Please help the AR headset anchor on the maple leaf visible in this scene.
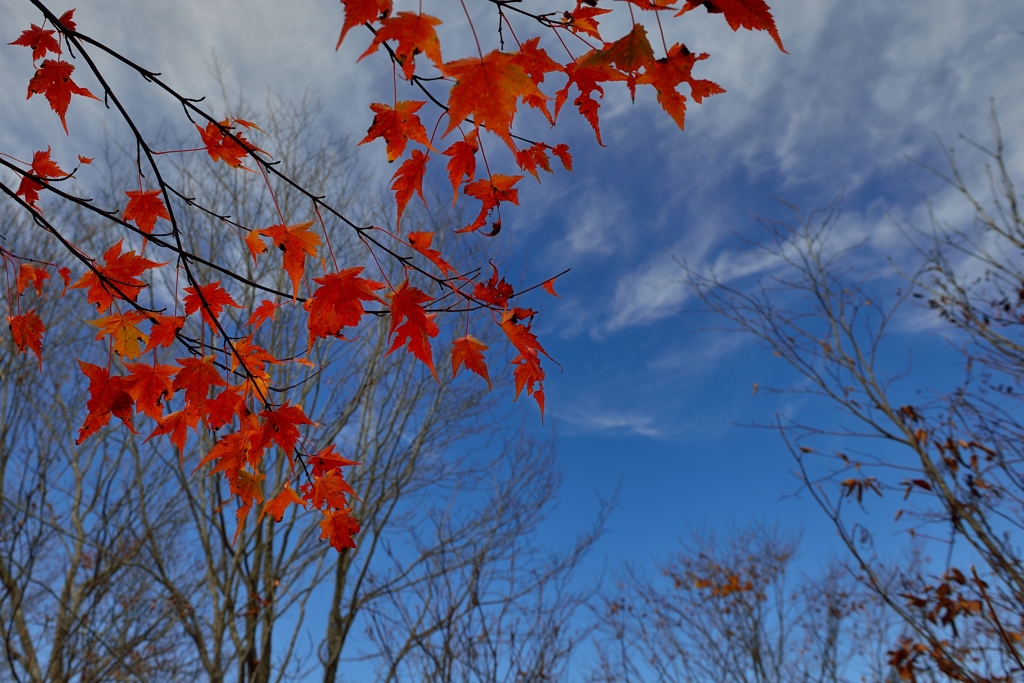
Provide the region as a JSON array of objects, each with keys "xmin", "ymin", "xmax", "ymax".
[
  {"xmin": 597, "ymin": 23, "xmax": 656, "ymax": 99},
  {"xmin": 459, "ymin": 174, "xmax": 523, "ymax": 234},
  {"xmin": 26, "ymin": 59, "xmax": 98, "ymax": 134},
  {"xmin": 246, "ymin": 299, "xmax": 281, "ymax": 330},
  {"xmin": 196, "ymin": 119, "xmax": 264, "ymax": 169},
  {"xmin": 308, "ymin": 470, "xmax": 357, "ymax": 509},
  {"xmin": 89, "ymin": 310, "xmax": 149, "ymax": 359},
  {"xmin": 258, "ymin": 402, "xmax": 315, "ymax": 460},
  {"xmin": 359, "ymin": 12, "xmax": 443, "ymax": 80},
  {"xmin": 77, "ymin": 361, "xmax": 136, "ymax": 444},
  {"xmin": 308, "ymin": 444, "xmax": 359, "ymax": 479},
  {"xmin": 146, "ymin": 406, "xmax": 201, "ymax": 454},
  {"xmin": 8, "ymin": 310, "xmax": 45, "ymax": 369},
  {"xmin": 319, "ymin": 507, "xmax": 360, "ymax": 551},
  {"xmin": 206, "ymin": 385, "xmax": 247, "ymax": 430},
  {"xmin": 56, "ymin": 9, "xmax": 77, "ymax": 32},
  {"xmin": 183, "ymin": 281, "xmax": 242, "ymax": 331},
  {"xmin": 390, "ymin": 148, "xmax": 428, "ymax": 227},
  {"xmin": 77, "ymin": 155, "xmax": 92, "ymax": 165},
  {"xmin": 173, "ymin": 355, "xmax": 227, "ymax": 407},
  {"xmin": 259, "ymin": 484, "xmax": 305, "ymax": 524},
  {"xmin": 678, "ymin": 0, "xmax": 785, "ymax": 52},
  {"xmin": 441, "ymin": 129, "xmax": 477, "ymax": 204},
  {"xmin": 499, "ymin": 310, "xmax": 552, "ymax": 419},
  {"xmin": 443, "ymin": 50, "xmax": 544, "ymax": 150},
  {"xmin": 516, "ymin": 142, "xmax": 555, "ymax": 182},
  {"xmin": 306, "ymin": 267, "xmax": 385, "ymax": 343},
  {"xmin": 144, "ymin": 314, "xmax": 185, "ymax": 352},
  {"xmin": 512, "ymin": 38, "xmax": 563, "ymax": 123},
  {"xmin": 359, "ymin": 101, "xmax": 434, "ymax": 162},
  {"xmin": 244, "ymin": 228, "xmax": 268, "ymax": 265},
  {"xmin": 542, "ymin": 277, "xmax": 561, "ymax": 297},
  {"xmin": 637, "ymin": 44, "xmax": 723, "ymax": 129},
  {"xmin": 230, "ymin": 335, "xmax": 279, "ymax": 399},
  {"xmin": 386, "ymin": 280, "xmax": 439, "ymax": 377},
  {"xmin": 16, "ymin": 147, "xmax": 66, "ymax": 205},
  {"xmin": 551, "ymin": 143, "xmax": 573, "ymax": 172},
  {"xmin": 452, "ymin": 335, "xmax": 490, "ymax": 389},
  {"xmin": 232, "ymin": 468, "xmax": 267, "ymax": 543},
  {"xmin": 70, "ymin": 239, "xmax": 162, "ymax": 313},
  {"xmin": 123, "ymin": 189, "xmax": 170, "ymax": 234},
  {"xmin": 562, "ymin": 3, "xmax": 613, "ymax": 41},
  {"xmin": 57, "ymin": 266, "xmax": 71, "ymax": 295},
  {"xmin": 124, "ymin": 361, "xmax": 177, "ymax": 420},
  {"xmin": 262, "ymin": 220, "xmax": 321, "ymax": 298},
  {"xmin": 17, "ymin": 263, "xmax": 50, "ymax": 297},
  {"xmin": 555, "ymin": 50, "xmax": 626, "ymax": 146},
  {"xmin": 9, "ymin": 23, "xmax": 61, "ymax": 62},
  {"xmin": 337, "ymin": 0, "xmax": 393, "ymax": 48},
  {"xmin": 408, "ymin": 231, "xmax": 455, "ymax": 276},
  {"xmin": 473, "ymin": 263, "xmax": 514, "ymax": 308}
]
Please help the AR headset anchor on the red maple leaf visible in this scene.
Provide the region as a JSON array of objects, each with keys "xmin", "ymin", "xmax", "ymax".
[
  {"xmin": 459, "ymin": 174, "xmax": 523, "ymax": 234},
  {"xmin": 443, "ymin": 50, "xmax": 544, "ymax": 149},
  {"xmin": 172, "ymin": 355, "xmax": 227, "ymax": 408},
  {"xmin": 386, "ymin": 280, "xmax": 439, "ymax": 376},
  {"xmin": 7, "ymin": 310, "xmax": 45, "ymax": 369},
  {"xmin": 55, "ymin": 9, "xmax": 77, "ymax": 32},
  {"xmin": 245, "ymin": 228, "xmax": 268, "ymax": 264},
  {"xmin": 390, "ymin": 148, "xmax": 429, "ymax": 226},
  {"xmin": 258, "ymin": 402, "xmax": 315, "ymax": 458},
  {"xmin": 337, "ymin": 0, "xmax": 393, "ymax": 48},
  {"xmin": 70, "ymin": 239, "xmax": 163, "ymax": 313},
  {"xmin": 319, "ymin": 507, "xmax": 360, "ymax": 550},
  {"xmin": 306, "ymin": 267, "xmax": 385, "ymax": 343},
  {"xmin": 145, "ymin": 405, "xmax": 200, "ymax": 454},
  {"xmin": 26, "ymin": 59, "xmax": 99, "ymax": 134},
  {"xmin": 9, "ymin": 23, "xmax": 61, "ymax": 62},
  {"xmin": 17, "ymin": 263, "xmax": 51, "ymax": 297},
  {"xmin": 16, "ymin": 147, "xmax": 67, "ymax": 205},
  {"xmin": 562, "ymin": 4, "xmax": 612, "ymax": 41},
  {"xmin": 183, "ymin": 281, "xmax": 242, "ymax": 331},
  {"xmin": 599, "ymin": 23, "xmax": 656, "ymax": 99},
  {"xmin": 123, "ymin": 189, "xmax": 171, "ymax": 234},
  {"xmin": 499, "ymin": 310, "xmax": 551, "ymax": 419},
  {"xmin": 473, "ymin": 263, "xmax": 514, "ymax": 308},
  {"xmin": 678, "ymin": 0, "xmax": 785, "ymax": 52},
  {"xmin": 77, "ymin": 360, "xmax": 137, "ymax": 444},
  {"xmin": 408, "ymin": 231, "xmax": 455, "ymax": 277},
  {"xmin": 555, "ymin": 50, "xmax": 626, "ymax": 146},
  {"xmin": 441, "ymin": 129, "xmax": 477, "ymax": 204},
  {"xmin": 124, "ymin": 361, "xmax": 177, "ymax": 420},
  {"xmin": 246, "ymin": 299, "xmax": 281, "ymax": 330},
  {"xmin": 262, "ymin": 220, "xmax": 322, "ymax": 298},
  {"xmin": 308, "ymin": 470, "xmax": 357, "ymax": 509},
  {"xmin": 359, "ymin": 12, "xmax": 443, "ymax": 80},
  {"xmin": 205, "ymin": 384, "xmax": 247, "ymax": 430},
  {"xmin": 452, "ymin": 335, "xmax": 490, "ymax": 389},
  {"xmin": 196, "ymin": 119, "xmax": 265, "ymax": 169},
  {"xmin": 308, "ymin": 444, "xmax": 359, "ymax": 479},
  {"xmin": 359, "ymin": 100, "xmax": 434, "ymax": 162},
  {"xmin": 512, "ymin": 37, "xmax": 564, "ymax": 123}
]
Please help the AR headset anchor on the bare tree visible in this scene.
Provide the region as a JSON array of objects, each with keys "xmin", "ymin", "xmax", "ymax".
[{"xmin": 686, "ymin": 109, "xmax": 1024, "ymax": 682}]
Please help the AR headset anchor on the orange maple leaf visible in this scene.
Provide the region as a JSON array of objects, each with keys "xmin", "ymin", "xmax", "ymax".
[
  {"xmin": 17, "ymin": 263, "xmax": 50, "ymax": 296},
  {"xmin": 89, "ymin": 310, "xmax": 149, "ymax": 358},
  {"xmin": 563, "ymin": 3, "xmax": 613, "ymax": 40},
  {"xmin": 443, "ymin": 50, "xmax": 544, "ymax": 150},
  {"xmin": 246, "ymin": 299, "xmax": 281, "ymax": 330},
  {"xmin": 390, "ymin": 148, "xmax": 428, "ymax": 227},
  {"xmin": 146, "ymin": 404, "xmax": 201, "ymax": 453},
  {"xmin": 183, "ymin": 281, "xmax": 242, "ymax": 331},
  {"xmin": 359, "ymin": 12, "xmax": 443, "ymax": 80},
  {"xmin": 124, "ymin": 361, "xmax": 177, "ymax": 420},
  {"xmin": 359, "ymin": 100, "xmax": 434, "ymax": 162},
  {"xmin": 499, "ymin": 309, "xmax": 551, "ymax": 419},
  {"xmin": 408, "ymin": 231, "xmax": 455, "ymax": 276},
  {"xmin": 473, "ymin": 263, "xmax": 514, "ymax": 308},
  {"xmin": 336, "ymin": 0, "xmax": 393, "ymax": 48},
  {"xmin": 637, "ymin": 44, "xmax": 724, "ymax": 129},
  {"xmin": 26, "ymin": 59, "xmax": 98, "ymax": 134},
  {"xmin": 555, "ymin": 50, "xmax": 626, "ymax": 146},
  {"xmin": 516, "ymin": 142, "xmax": 555, "ymax": 182},
  {"xmin": 196, "ymin": 119, "xmax": 265, "ymax": 169},
  {"xmin": 77, "ymin": 361, "xmax": 136, "ymax": 444},
  {"xmin": 70, "ymin": 239, "xmax": 163, "ymax": 313},
  {"xmin": 144, "ymin": 314, "xmax": 185, "ymax": 352},
  {"xmin": 16, "ymin": 147, "xmax": 66, "ymax": 205},
  {"xmin": 386, "ymin": 280, "xmax": 439, "ymax": 377},
  {"xmin": 441, "ymin": 129, "xmax": 477, "ymax": 204},
  {"xmin": 678, "ymin": 0, "xmax": 785, "ymax": 52},
  {"xmin": 258, "ymin": 402, "xmax": 315, "ymax": 458},
  {"xmin": 459, "ymin": 174, "xmax": 523, "ymax": 234},
  {"xmin": 305, "ymin": 267, "xmax": 385, "ymax": 343},
  {"xmin": 597, "ymin": 23, "xmax": 656, "ymax": 99},
  {"xmin": 319, "ymin": 507, "xmax": 360, "ymax": 550},
  {"xmin": 452, "ymin": 335, "xmax": 490, "ymax": 389},
  {"xmin": 7, "ymin": 310, "xmax": 45, "ymax": 369},
  {"xmin": 9, "ymin": 23, "xmax": 61, "ymax": 62},
  {"xmin": 309, "ymin": 470, "xmax": 357, "ymax": 509},
  {"xmin": 259, "ymin": 484, "xmax": 306, "ymax": 524},
  {"xmin": 245, "ymin": 228, "xmax": 268, "ymax": 264},
  {"xmin": 123, "ymin": 189, "xmax": 170, "ymax": 234},
  {"xmin": 172, "ymin": 355, "xmax": 227, "ymax": 408},
  {"xmin": 262, "ymin": 220, "xmax": 321, "ymax": 298}
]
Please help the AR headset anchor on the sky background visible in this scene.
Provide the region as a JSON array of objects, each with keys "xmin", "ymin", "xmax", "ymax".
[{"xmin": 3, "ymin": 0, "xmax": 1024, "ymax": 673}]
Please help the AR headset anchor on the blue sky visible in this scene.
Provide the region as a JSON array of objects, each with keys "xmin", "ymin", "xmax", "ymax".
[{"xmin": 3, "ymin": 0, "xmax": 1024, "ymax": 668}]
